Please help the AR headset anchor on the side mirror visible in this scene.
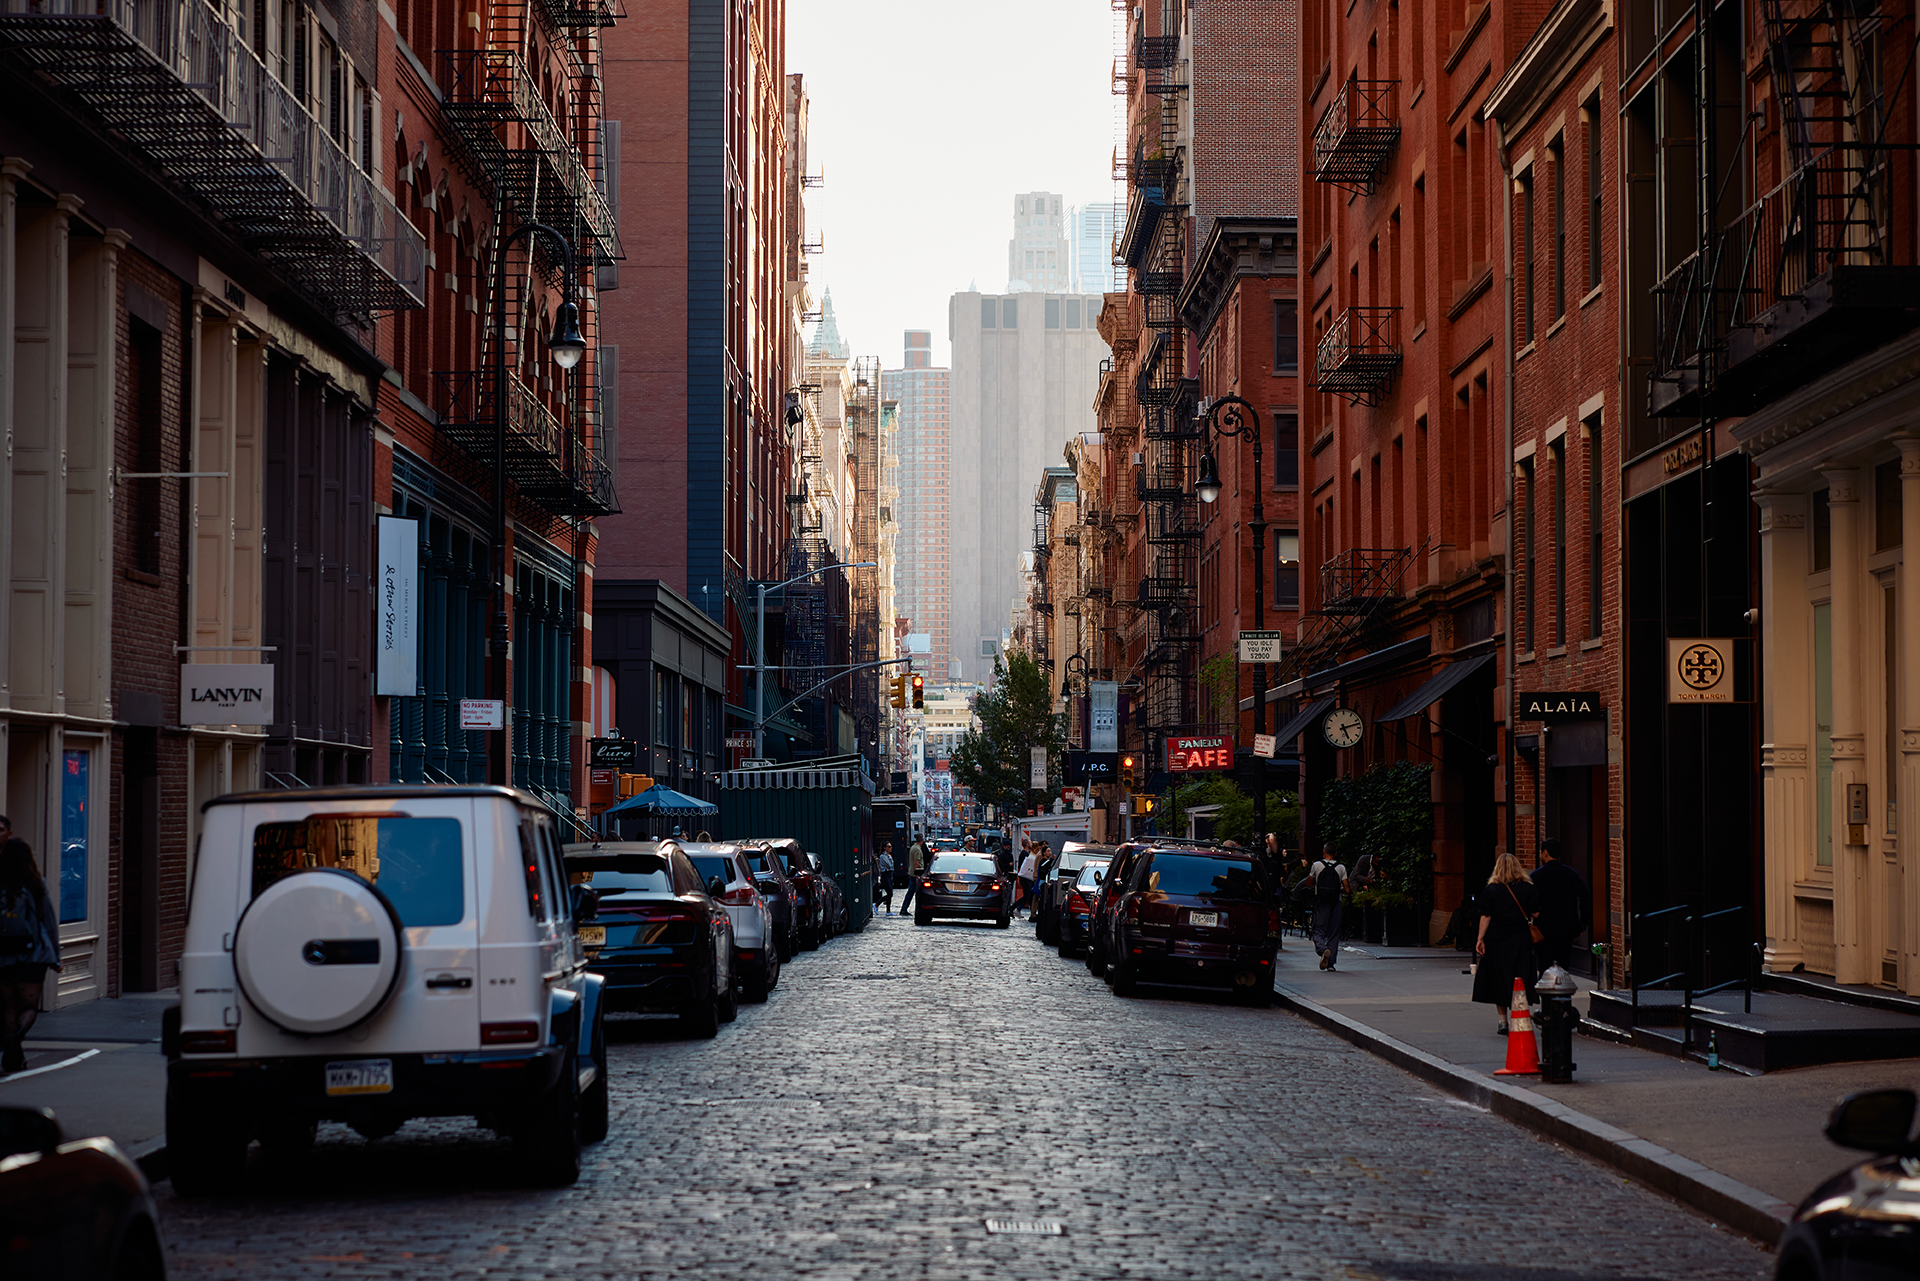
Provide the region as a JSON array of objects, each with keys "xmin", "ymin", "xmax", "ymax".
[
  {"xmin": 0, "ymin": 1106, "xmax": 63, "ymax": 1161},
  {"xmin": 706, "ymin": 876, "xmax": 729, "ymax": 899},
  {"xmin": 1827, "ymin": 1089, "xmax": 1918, "ymax": 1154},
  {"xmin": 568, "ymin": 883, "xmax": 600, "ymax": 923}
]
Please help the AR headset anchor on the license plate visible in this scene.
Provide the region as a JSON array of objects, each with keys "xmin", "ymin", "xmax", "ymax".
[
  {"xmin": 578, "ymin": 925, "xmax": 606, "ymax": 946},
  {"xmin": 1188, "ymin": 911, "xmax": 1221, "ymax": 928},
  {"xmin": 325, "ymin": 1059, "xmax": 394, "ymax": 1096}
]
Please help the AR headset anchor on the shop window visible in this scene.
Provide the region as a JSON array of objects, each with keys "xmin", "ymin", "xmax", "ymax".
[
  {"xmin": 1875, "ymin": 460, "xmax": 1903, "ymax": 551},
  {"xmin": 1815, "ymin": 602, "xmax": 1834, "ymax": 867},
  {"xmin": 60, "ymin": 750, "xmax": 89, "ymax": 924}
]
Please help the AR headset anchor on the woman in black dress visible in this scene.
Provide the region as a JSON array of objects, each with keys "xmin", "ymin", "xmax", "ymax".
[{"xmin": 1472, "ymin": 852, "xmax": 1540, "ymax": 1034}]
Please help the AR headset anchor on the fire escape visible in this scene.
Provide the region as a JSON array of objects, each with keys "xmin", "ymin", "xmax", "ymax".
[
  {"xmin": 1649, "ymin": 0, "xmax": 1919, "ymax": 417},
  {"xmin": 849, "ymin": 359, "xmax": 882, "ymax": 761},
  {"xmin": 0, "ymin": 0, "xmax": 426, "ymax": 318},
  {"xmin": 433, "ymin": 0, "xmax": 622, "ymax": 516},
  {"xmin": 1310, "ymin": 72, "xmax": 1404, "ymax": 406}
]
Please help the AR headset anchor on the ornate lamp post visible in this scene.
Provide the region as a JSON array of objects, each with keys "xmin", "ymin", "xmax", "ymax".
[
  {"xmin": 1194, "ymin": 395, "xmax": 1270, "ymax": 839},
  {"xmin": 490, "ymin": 221, "xmax": 585, "ymax": 786}
]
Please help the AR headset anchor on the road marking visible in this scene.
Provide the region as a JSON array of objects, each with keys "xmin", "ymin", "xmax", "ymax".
[
  {"xmin": 0, "ymin": 1048, "xmax": 100, "ymax": 1083},
  {"xmin": 984, "ymin": 1219, "xmax": 1065, "ymax": 1236}
]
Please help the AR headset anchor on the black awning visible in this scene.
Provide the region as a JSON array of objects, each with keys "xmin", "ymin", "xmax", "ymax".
[
  {"xmin": 1270, "ymin": 697, "xmax": 1336, "ymax": 745},
  {"xmin": 1377, "ymin": 653, "xmax": 1496, "ymax": 723}
]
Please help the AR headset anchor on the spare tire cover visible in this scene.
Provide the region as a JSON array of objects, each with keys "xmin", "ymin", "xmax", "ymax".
[{"xmin": 234, "ymin": 869, "xmax": 404, "ymax": 1036}]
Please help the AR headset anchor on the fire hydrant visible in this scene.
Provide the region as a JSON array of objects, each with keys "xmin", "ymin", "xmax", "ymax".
[{"xmin": 1534, "ymin": 964, "xmax": 1579, "ymax": 1083}]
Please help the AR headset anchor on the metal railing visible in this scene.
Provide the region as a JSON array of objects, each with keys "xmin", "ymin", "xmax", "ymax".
[
  {"xmin": 1314, "ymin": 306, "xmax": 1403, "ymax": 405},
  {"xmin": 1628, "ymin": 902, "xmax": 1755, "ymax": 1049},
  {"xmin": 0, "ymin": 0, "xmax": 424, "ymax": 314},
  {"xmin": 1312, "ymin": 76, "xmax": 1400, "ymax": 194}
]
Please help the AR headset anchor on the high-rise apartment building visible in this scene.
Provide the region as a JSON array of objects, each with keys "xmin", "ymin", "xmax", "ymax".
[
  {"xmin": 883, "ymin": 332, "xmax": 954, "ymax": 684},
  {"xmin": 1008, "ymin": 192, "xmax": 1071, "ymax": 292},
  {"xmin": 949, "ymin": 291, "xmax": 1109, "ymax": 680},
  {"xmin": 1069, "ymin": 203, "xmax": 1123, "ymax": 294}
]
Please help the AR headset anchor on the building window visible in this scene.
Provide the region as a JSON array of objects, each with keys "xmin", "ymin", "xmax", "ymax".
[
  {"xmin": 1046, "ymin": 298, "xmax": 1061, "ymax": 328},
  {"xmin": 1274, "ymin": 532, "xmax": 1301, "ymax": 609},
  {"xmin": 1520, "ymin": 171, "xmax": 1536, "ymax": 344},
  {"xmin": 1585, "ymin": 97, "xmax": 1602, "ymax": 294},
  {"xmin": 1586, "ymin": 413, "xmax": 1603, "ymax": 637},
  {"xmin": 1003, "ymin": 299, "xmax": 1018, "ymax": 327},
  {"xmin": 1519, "ymin": 456, "xmax": 1536, "ymax": 651},
  {"xmin": 1549, "ymin": 137, "xmax": 1566, "ymax": 321},
  {"xmin": 1815, "ymin": 601, "xmax": 1834, "ymax": 867},
  {"xmin": 981, "ymin": 298, "xmax": 997, "ymax": 328},
  {"xmin": 656, "ymin": 671, "xmax": 671, "ymax": 745},
  {"xmin": 1273, "ymin": 299, "xmax": 1298, "ymax": 373},
  {"xmin": 1274, "ymin": 412, "xmax": 1299, "ymax": 487},
  {"xmin": 1550, "ymin": 439, "xmax": 1567, "ymax": 645}
]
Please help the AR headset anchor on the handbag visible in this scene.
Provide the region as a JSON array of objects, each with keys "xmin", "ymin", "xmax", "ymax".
[{"xmin": 1507, "ymin": 883, "xmax": 1545, "ymax": 946}]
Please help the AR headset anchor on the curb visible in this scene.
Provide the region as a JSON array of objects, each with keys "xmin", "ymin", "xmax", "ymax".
[{"xmin": 1274, "ymin": 985, "xmax": 1794, "ymax": 1246}]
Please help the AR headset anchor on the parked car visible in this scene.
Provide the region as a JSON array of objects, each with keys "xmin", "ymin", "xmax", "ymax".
[
  {"xmin": 1035, "ymin": 841, "xmax": 1118, "ymax": 946},
  {"xmin": 682, "ymin": 843, "xmax": 780, "ymax": 1002},
  {"xmin": 738, "ymin": 842, "xmax": 802, "ymax": 960},
  {"xmin": 913, "ymin": 852, "xmax": 1010, "ymax": 928},
  {"xmin": 0, "ymin": 1106, "xmax": 166, "ymax": 1279},
  {"xmin": 564, "ymin": 841, "xmax": 736, "ymax": 1036},
  {"xmin": 168, "ymin": 785, "xmax": 610, "ymax": 1192},
  {"xmin": 1776, "ymin": 1088, "xmax": 1920, "ymax": 1281},
  {"xmin": 1103, "ymin": 845, "xmax": 1280, "ymax": 1004},
  {"xmin": 1086, "ymin": 842, "xmax": 1147, "ymax": 978},
  {"xmin": 1056, "ymin": 859, "xmax": 1110, "ymax": 957},
  {"xmin": 759, "ymin": 838, "xmax": 829, "ymax": 949},
  {"xmin": 815, "ymin": 849, "xmax": 849, "ymax": 937}
]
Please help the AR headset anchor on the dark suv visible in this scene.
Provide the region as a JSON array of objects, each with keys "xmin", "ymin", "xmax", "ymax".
[
  {"xmin": 1086, "ymin": 842, "xmax": 1145, "ymax": 978},
  {"xmin": 1102, "ymin": 845, "xmax": 1279, "ymax": 1004},
  {"xmin": 1036, "ymin": 841, "xmax": 1117, "ymax": 947}
]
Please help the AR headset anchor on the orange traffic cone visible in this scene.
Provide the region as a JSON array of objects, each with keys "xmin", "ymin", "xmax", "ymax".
[{"xmin": 1493, "ymin": 977, "xmax": 1541, "ymax": 1076}]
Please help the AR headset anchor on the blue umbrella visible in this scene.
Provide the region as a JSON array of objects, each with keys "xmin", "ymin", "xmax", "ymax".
[{"xmin": 602, "ymin": 784, "xmax": 718, "ymax": 817}]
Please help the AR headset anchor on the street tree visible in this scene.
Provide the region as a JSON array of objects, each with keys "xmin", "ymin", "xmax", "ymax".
[{"xmin": 949, "ymin": 651, "xmax": 1063, "ymax": 816}]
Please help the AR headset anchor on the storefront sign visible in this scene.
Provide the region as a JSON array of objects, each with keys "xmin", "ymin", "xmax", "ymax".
[
  {"xmin": 180, "ymin": 663, "xmax": 275, "ymax": 725},
  {"xmin": 1517, "ymin": 691, "xmax": 1604, "ymax": 720},
  {"xmin": 590, "ymin": 737, "xmax": 639, "ymax": 767},
  {"xmin": 1668, "ymin": 638, "xmax": 1734, "ymax": 704},
  {"xmin": 1662, "ymin": 434, "xmax": 1704, "ymax": 474},
  {"xmin": 1066, "ymin": 751, "xmax": 1117, "ymax": 783},
  {"xmin": 1166, "ymin": 735, "xmax": 1233, "ymax": 772},
  {"xmin": 374, "ymin": 516, "xmax": 419, "ymax": 697},
  {"xmin": 1089, "ymin": 681, "xmax": 1119, "ymax": 753}
]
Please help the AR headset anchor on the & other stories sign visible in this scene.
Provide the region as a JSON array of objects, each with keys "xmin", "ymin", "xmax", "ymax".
[
  {"xmin": 1166, "ymin": 735, "xmax": 1234, "ymax": 773},
  {"xmin": 180, "ymin": 663, "xmax": 275, "ymax": 725}
]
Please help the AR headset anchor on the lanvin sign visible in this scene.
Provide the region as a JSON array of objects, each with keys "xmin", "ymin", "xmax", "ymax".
[{"xmin": 180, "ymin": 664, "xmax": 275, "ymax": 725}]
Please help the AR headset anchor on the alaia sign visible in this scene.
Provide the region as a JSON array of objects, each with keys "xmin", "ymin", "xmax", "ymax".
[
  {"xmin": 1516, "ymin": 692, "xmax": 1604, "ymax": 720},
  {"xmin": 180, "ymin": 664, "xmax": 275, "ymax": 725}
]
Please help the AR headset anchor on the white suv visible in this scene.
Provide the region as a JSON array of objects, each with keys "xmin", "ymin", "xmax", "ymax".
[{"xmin": 165, "ymin": 785, "xmax": 610, "ymax": 1192}]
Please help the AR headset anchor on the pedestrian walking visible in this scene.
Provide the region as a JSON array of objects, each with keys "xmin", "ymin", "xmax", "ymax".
[
  {"xmin": 1473, "ymin": 852, "xmax": 1542, "ymax": 1034},
  {"xmin": 900, "ymin": 835, "xmax": 927, "ymax": 912},
  {"xmin": 1529, "ymin": 838, "xmax": 1591, "ymax": 971},
  {"xmin": 0, "ymin": 826, "xmax": 62, "ymax": 1074},
  {"xmin": 1015, "ymin": 842, "xmax": 1042, "ymax": 919},
  {"xmin": 875, "ymin": 842, "xmax": 896, "ymax": 914},
  {"xmin": 1307, "ymin": 846, "xmax": 1348, "ymax": 970}
]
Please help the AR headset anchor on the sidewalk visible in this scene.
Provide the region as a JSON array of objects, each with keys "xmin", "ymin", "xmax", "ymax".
[
  {"xmin": 0, "ymin": 990, "xmax": 172, "ymax": 1171},
  {"xmin": 1274, "ymin": 940, "xmax": 1919, "ymax": 1243}
]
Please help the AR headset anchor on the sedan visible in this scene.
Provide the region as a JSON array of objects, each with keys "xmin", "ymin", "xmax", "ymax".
[
  {"xmin": 1056, "ymin": 859, "xmax": 1110, "ymax": 956},
  {"xmin": 1776, "ymin": 1088, "xmax": 1920, "ymax": 1281},
  {"xmin": 0, "ymin": 1106, "xmax": 166, "ymax": 1280},
  {"xmin": 564, "ymin": 841, "xmax": 737, "ymax": 1037},
  {"xmin": 760, "ymin": 838, "xmax": 829, "ymax": 949},
  {"xmin": 684, "ymin": 844, "xmax": 780, "ymax": 1003},
  {"xmin": 1106, "ymin": 846, "xmax": 1280, "ymax": 1004},
  {"xmin": 739, "ymin": 842, "xmax": 802, "ymax": 961},
  {"xmin": 1087, "ymin": 842, "xmax": 1147, "ymax": 978},
  {"xmin": 913, "ymin": 853, "xmax": 1010, "ymax": 928},
  {"xmin": 1035, "ymin": 841, "xmax": 1118, "ymax": 946}
]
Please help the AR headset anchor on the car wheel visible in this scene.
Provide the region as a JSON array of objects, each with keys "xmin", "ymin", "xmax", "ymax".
[
  {"xmin": 800, "ymin": 924, "xmax": 819, "ymax": 951},
  {"xmin": 682, "ymin": 991, "xmax": 721, "ymax": 1039},
  {"xmin": 718, "ymin": 963, "xmax": 739, "ymax": 1023},
  {"xmin": 518, "ymin": 1055, "xmax": 581, "ymax": 1187},
  {"xmin": 110, "ymin": 1217, "xmax": 166, "ymax": 1281},
  {"xmin": 747, "ymin": 954, "xmax": 773, "ymax": 1002},
  {"xmin": 995, "ymin": 913, "xmax": 1011, "ymax": 929},
  {"xmin": 1087, "ymin": 940, "xmax": 1107, "ymax": 977},
  {"xmin": 914, "ymin": 911, "xmax": 930, "ymax": 926},
  {"xmin": 165, "ymin": 1089, "xmax": 249, "ymax": 1196},
  {"xmin": 1111, "ymin": 954, "xmax": 1138, "ymax": 997},
  {"xmin": 579, "ymin": 1009, "xmax": 610, "ymax": 1144}
]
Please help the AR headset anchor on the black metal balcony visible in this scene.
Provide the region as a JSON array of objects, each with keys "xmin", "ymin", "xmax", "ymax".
[
  {"xmin": 1650, "ymin": 146, "xmax": 1920, "ymax": 417},
  {"xmin": 433, "ymin": 370, "xmax": 617, "ymax": 517},
  {"xmin": 538, "ymin": 0, "xmax": 623, "ymax": 27},
  {"xmin": 1134, "ymin": 32, "xmax": 1179, "ymax": 70},
  {"xmin": 0, "ymin": 0, "xmax": 424, "ymax": 316},
  {"xmin": 1315, "ymin": 307, "xmax": 1403, "ymax": 406},
  {"xmin": 1317, "ymin": 548, "xmax": 1411, "ymax": 615},
  {"xmin": 1313, "ymin": 77, "xmax": 1400, "ymax": 196}
]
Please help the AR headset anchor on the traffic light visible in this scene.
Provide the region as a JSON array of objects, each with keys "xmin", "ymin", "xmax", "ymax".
[
  {"xmin": 1134, "ymin": 794, "xmax": 1157, "ymax": 816},
  {"xmin": 910, "ymin": 674, "xmax": 925, "ymax": 709},
  {"xmin": 618, "ymin": 773, "xmax": 655, "ymax": 798},
  {"xmin": 1121, "ymin": 754, "xmax": 1137, "ymax": 790},
  {"xmin": 889, "ymin": 675, "xmax": 907, "ymax": 708}
]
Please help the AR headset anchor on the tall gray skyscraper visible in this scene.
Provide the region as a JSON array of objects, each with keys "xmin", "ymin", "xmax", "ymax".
[
  {"xmin": 1069, "ymin": 202, "xmax": 1123, "ymax": 294},
  {"xmin": 947, "ymin": 290, "xmax": 1108, "ymax": 680},
  {"xmin": 883, "ymin": 332, "xmax": 953, "ymax": 685},
  {"xmin": 1007, "ymin": 191, "xmax": 1070, "ymax": 292}
]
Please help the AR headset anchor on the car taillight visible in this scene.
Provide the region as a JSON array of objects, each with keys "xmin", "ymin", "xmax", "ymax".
[
  {"xmin": 921, "ymin": 879, "xmax": 933, "ymax": 888},
  {"xmin": 180, "ymin": 1030, "xmax": 236, "ymax": 1055},
  {"xmin": 481, "ymin": 1021, "xmax": 540, "ymax": 1045},
  {"xmin": 1268, "ymin": 907, "xmax": 1281, "ymax": 933},
  {"xmin": 720, "ymin": 885, "xmax": 758, "ymax": 907},
  {"xmin": 1066, "ymin": 892, "xmax": 1088, "ymax": 912},
  {"xmin": 990, "ymin": 881, "xmax": 1003, "ymax": 891}
]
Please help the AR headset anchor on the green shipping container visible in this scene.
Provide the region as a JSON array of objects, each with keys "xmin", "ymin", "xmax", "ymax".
[{"xmin": 720, "ymin": 765, "xmax": 874, "ymax": 932}]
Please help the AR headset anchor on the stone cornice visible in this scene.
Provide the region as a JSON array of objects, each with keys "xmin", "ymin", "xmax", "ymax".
[
  {"xmin": 1485, "ymin": 0, "xmax": 1612, "ymax": 139},
  {"xmin": 1177, "ymin": 216, "xmax": 1299, "ymax": 345},
  {"xmin": 1730, "ymin": 327, "xmax": 1920, "ymax": 481}
]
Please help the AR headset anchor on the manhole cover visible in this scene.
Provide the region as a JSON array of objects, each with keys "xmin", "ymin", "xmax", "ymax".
[{"xmin": 984, "ymin": 1219, "xmax": 1065, "ymax": 1236}]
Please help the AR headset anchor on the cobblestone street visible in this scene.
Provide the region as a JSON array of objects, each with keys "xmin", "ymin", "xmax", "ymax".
[{"xmin": 158, "ymin": 919, "xmax": 1776, "ymax": 1280}]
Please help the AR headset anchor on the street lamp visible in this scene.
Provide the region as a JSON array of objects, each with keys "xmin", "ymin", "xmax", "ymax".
[
  {"xmin": 754, "ymin": 561, "xmax": 878, "ymax": 758},
  {"xmin": 1193, "ymin": 395, "xmax": 1272, "ymax": 840},
  {"xmin": 489, "ymin": 221, "xmax": 583, "ymax": 786}
]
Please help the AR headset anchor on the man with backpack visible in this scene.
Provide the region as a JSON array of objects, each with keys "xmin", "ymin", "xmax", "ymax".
[{"xmin": 1307, "ymin": 845, "xmax": 1350, "ymax": 971}]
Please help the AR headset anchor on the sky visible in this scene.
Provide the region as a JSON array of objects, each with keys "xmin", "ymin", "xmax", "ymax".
[{"xmin": 787, "ymin": 0, "xmax": 1120, "ymax": 369}]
